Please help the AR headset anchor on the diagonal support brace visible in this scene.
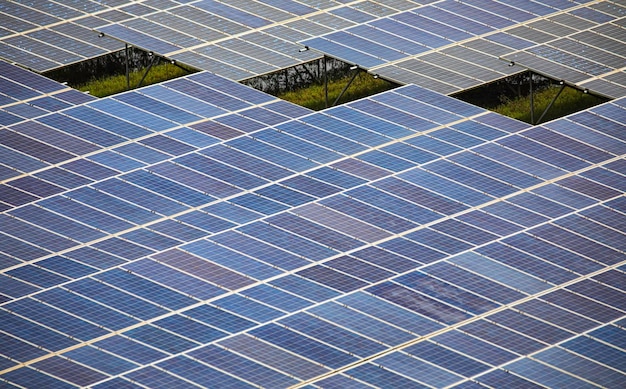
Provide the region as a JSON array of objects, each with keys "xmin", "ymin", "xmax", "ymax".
[
  {"xmin": 137, "ymin": 54, "xmax": 157, "ymax": 88},
  {"xmin": 331, "ymin": 66, "xmax": 359, "ymax": 107},
  {"xmin": 535, "ymin": 82, "xmax": 566, "ymax": 125}
]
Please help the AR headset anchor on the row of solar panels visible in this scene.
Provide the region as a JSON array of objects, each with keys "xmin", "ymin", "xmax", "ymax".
[
  {"xmin": 1, "ymin": 66, "xmax": 626, "ymax": 386},
  {"xmin": 303, "ymin": 0, "xmax": 626, "ymax": 97},
  {"xmin": 96, "ymin": 0, "xmax": 441, "ymax": 81},
  {"xmin": 0, "ymin": 68, "xmax": 312, "ymax": 208},
  {"xmin": 1, "ymin": 87, "xmax": 625, "ymax": 298},
  {"xmin": 0, "ymin": 0, "xmax": 433, "ymax": 73}
]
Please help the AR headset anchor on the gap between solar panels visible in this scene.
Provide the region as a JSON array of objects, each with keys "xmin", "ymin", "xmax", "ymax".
[{"xmin": 454, "ymin": 71, "xmax": 609, "ymax": 125}]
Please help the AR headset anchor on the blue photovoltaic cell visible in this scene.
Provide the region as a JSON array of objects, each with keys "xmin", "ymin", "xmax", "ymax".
[
  {"xmin": 376, "ymin": 351, "xmax": 463, "ymax": 387},
  {"xmin": 228, "ymin": 136, "xmax": 318, "ymax": 172},
  {"xmin": 176, "ymin": 153, "xmax": 268, "ymax": 189},
  {"xmin": 270, "ymin": 275, "xmax": 340, "ymax": 302},
  {"xmin": 450, "ymin": 253, "xmax": 550, "ymax": 294},
  {"xmin": 297, "ymin": 265, "xmax": 368, "ymax": 293},
  {"xmin": 124, "ymin": 325, "xmax": 198, "ymax": 354},
  {"xmin": 94, "ymin": 336, "xmax": 168, "ymax": 365},
  {"xmin": 201, "ymin": 144, "xmax": 293, "ymax": 181},
  {"xmin": 32, "ymin": 356, "xmax": 107, "ymax": 387},
  {"xmin": 68, "ymin": 278, "xmax": 168, "ymax": 320},
  {"xmin": 302, "ymin": 114, "xmax": 390, "ymax": 147},
  {"xmin": 0, "ymin": 274, "xmax": 39, "ymax": 298},
  {"xmin": 1, "ymin": 367, "xmax": 76, "ymax": 389},
  {"xmin": 123, "ymin": 259, "xmax": 225, "ymax": 301},
  {"xmin": 94, "ymin": 269, "xmax": 196, "ymax": 310},
  {"xmin": 503, "ymin": 233, "xmax": 604, "ymax": 275},
  {"xmin": 229, "ymin": 193, "xmax": 289, "ymax": 215},
  {"xmin": 397, "ymin": 271, "xmax": 499, "ymax": 315},
  {"xmin": 0, "ymin": 310, "xmax": 78, "ymax": 351},
  {"xmin": 368, "ymin": 281, "xmax": 472, "ymax": 325},
  {"xmin": 376, "ymin": 177, "xmax": 468, "ymax": 215},
  {"xmin": 347, "ymin": 363, "xmax": 428, "ymax": 389},
  {"xmin": 487, "ymin": 309, "xmax": 572, "ymax": 344},
  {"xmin": 320, "ymin": 194, "xmax": 416, "ymax": 234},
  {"xmin": 6, "ymin": 265, "xmax": 69, "ymax": 289},
  {"xmin": 255, "ymin": 184, "xmax": 315, "ymax": 206},
  {"xmin": 505, "ymin": 358, "xmax": 596, "ymax": 389},
  {"xmin": 370, "ymin": 18, "xmax": 450, "ymax": 49},
  {"xmin": 157, "ymin": 355, "xmax": 256, "ymax": 388},
  {"xmin": 556, "ymin": 214, "xmax": 626, "ymax": 252},
  {"xmin": 10, "ymin": 205, "xmax": 105, "ymax": 243},
  {"xmin": 89, "ymin": 151, "xmax": 145, "ymax": 172},
  {"xmin": 243, "ymin": 284, "xmax": 311, "ymax": 312},
  {"xmin": 347, "ymin": 185, "xmax": 440, "ymax": 225},
  {"xmin": 88, "ymin": 98, "xmax": 175, "ymax": 131},
  {"xmin": 299, "ymin": 37, "xmax": 385, "ymax": 68},
  {"xmin": 394, "ymin": 11, "xmax": 472, "ymax": 41},
  {"xmin": 327, "ymin": 105, "xmax": 414, "ymax": 139},
  {"xmin": 64, "ymin": 346, "xmax": 138, "ymax": 376},
  {"xmin": 405, "ymin": 228, "xmax": 472, "ymax": 255},
  {"xmin": 210, "ymin": 230, "xmax": 310, "ymax": 270},
  {"xmin": 535, "ymin": 347, "xmax": 626, "ymax": 388},
  {"xmin": 309, "ymin": 301, "xmax": 417, "ymax": 346},
  {"xmin": 281, "ymin": 313, "xmax": 387, "ymax": 357},
  {"xmin": 250, "ymin": 323, "xmax": 358, "ymax": 369},
  {"xmin": 98, "ymin": 24, "xmax": 181, "ymax": 54},
  {"xmin": 400, "ymin": 168, "xmax": 492, "ymax": 206},
  {"xmin": 66, "ymin": 105, "xmax": 152, "ymax": 140},
  {"xmin": 433, "ymin": 329, "xmax": 517, "ymax": 366},
  {"xmin": 0, "ymin": 331, "xmax": 48, "ymax": 363},
  {"xmin": 152, "ymin": 248, "xmax": 255, "ymax": 291},
  {"xmin": 323, "ymin": 31, "xmax": 406, "ymax": 61},
  {"xmin": 277, "ymin": 121, "xmax": 367, "ymax": 155},
  {"xmin": 183, "ymin": 239, "xmax": 282, "ymax": 280},
  {"xmin": 403, "ymin": 341, "xmax": 491, "ymax": 377},
  {"xmin": 530, "ymin": 223, "xmax": 626, "ymax": 266},
  {"xmin": 125, "ymin": 366, "xmax": 200, "ymax": 389},
  {"xmin": 190, "ymin": 345, "xmax": 299, "ymax": 388},
  {"xmin": 424, "ymin": 261, "xmax": 526, "ymax": 304},
  {"xmin": 38, "ymin": 196, "xmax": 133, "ymax": 234},
  {"xmin": 326, "ymin": 255, "xmax": 393, "ymax": 283},
  {"xmin": 214, "ymin": 294, "xmax": 284, "ymax": 322},
  {"xmin": 93, "ymin": 236, "xmax": 155, "ymax": 260},
  {"xmin": 477, "ymin": 242, "xmax": 576, "ymax": 284}
]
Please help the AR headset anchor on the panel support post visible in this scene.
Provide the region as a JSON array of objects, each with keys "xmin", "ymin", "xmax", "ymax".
[
  {"xmin": 323, "ymin": 55, "xmax": 329, "ymax": 108},
  {"xmin": 536, "ymin": 82, "xmax": 566, "ymax": 125},
  {"xmin": 125, "ymin": 44, "xmax": 130, "ymax": 90},
  {"xmin": 529, "ymin": 71, "xmax": 534, "ymax": 124},
  {"xmin": 331, "ymin": 66, "xmax": 359, "ymax": 107},
  {"xmin": 137, "ymin": 54, "xmax": 157, "ymax": 88}
]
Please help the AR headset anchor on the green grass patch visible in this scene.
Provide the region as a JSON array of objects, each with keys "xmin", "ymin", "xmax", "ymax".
[
  {"xmin": 277, "ymin": 72, "xmax": 396, "ymax": 111},
  {"xmin": 73, "ymin": 62, "xmax": 195, "ymax": 97},
  {"xmin": 492, "ymin": 85, "xmax": 606, "ymax": 124}
]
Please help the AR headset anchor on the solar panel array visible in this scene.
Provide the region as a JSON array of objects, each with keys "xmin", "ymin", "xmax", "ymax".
[
  {"xmin": 302, "ymin": 0, "xmax": 626, "ymax": 97},
  {"xmin": 0, "ymin": 63, "xmax": 310, "ymax": 210},
  {"xmin": 96, "ymin": 0, "xmax": 442, "ymax": 81},
  {"xmin": 2, "ymin": 53, "xmax": 626, "ymax": 387},
  {"xmin": 0, "ymin": 0, "xmax": 438, "ymax": 75},
  {"xmin": 0, "ymin": 0, "xmax": 136, "ymax": 72},
  {"xmin": 503, "ymin": 1, "xmax": 626, "ymax": 98},
  {"xmin": 0, "ymin": 61, "xmax": 96, "ymax": 128}
]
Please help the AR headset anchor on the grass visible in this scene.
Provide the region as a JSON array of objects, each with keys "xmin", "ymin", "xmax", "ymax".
[
  {"xmin": 491, "ymin": 84, "xmax": 607, "ymax": 124},
  {"xmin": 277, "ymin": 72, "xmax": 396, "ymax": 111},
  {"xmin": 73, "ymin": 62, "xmax": 194, "ymax": 97}
]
